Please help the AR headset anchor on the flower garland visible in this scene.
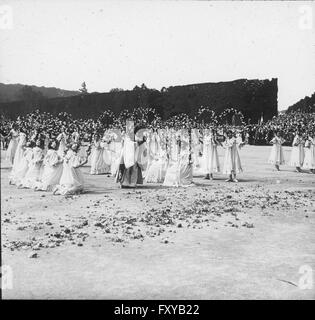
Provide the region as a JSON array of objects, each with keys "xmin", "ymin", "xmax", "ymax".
[
  {"xmin": 218, "ymin": 108, "xmax": 245, "ymax": 126},
  {"xmin": 195, "ymin": 106, "xmax": 218, "ymax": 128},
  {"xmin": 165, "ymin": 113, "xmax": 196, "ymax": 130}
]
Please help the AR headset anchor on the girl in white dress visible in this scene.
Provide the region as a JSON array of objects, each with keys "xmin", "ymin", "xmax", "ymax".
[
  {"xmin": 108, "ymin": 131, "xmax": 122, "ymax": 176},
  {"xmin": 163, "ymin": 130, "xmax": 194, "ymax": 187},
  {"xmin": 56, "ymin": 127, "xmax": 68, "ymax": 157},
  {"xmin": 222, "ymin": 131, "xmax": 245, "ymax": 182},
  {"xmin": 34, "ymin": 141, "xmax": 64, "ymax": 191},
  {"xmin": 53, "ymin": 143, "xmax": 90, "ymax": 195},
  {"xmin": 163, "ymin": 132, "xmax": 182, "ymax": 187},
  {"xmin": 9, "ymin": 130, "xmax": 27, "ymax": 182},
  {"xmin": 6, "ymin": 125, "xmax": 19, "ymax": 165},
  {"xmin": 102, "ymin": 131, "xmax": 115, "ymax": 175},
  {"xmin": 178, "ymin": 151, "xmax": 194, "ymax": 187},
  {"xmin": 90, "ymin": 133, "xmax": 109, "ymax": 174},
  {"xmin": 289, "ymin": 131, "xmax": 305, "ymax": 172},
  {"xmin": 145, "ymin": 132, "xmax": 168, "ymax": 183},
  {"xmin": 203, "ymin": 129, "xmax": 221, "ymax": 180},
  {"xmin": 20, "ymin": 139, "xmax": 45, "ymax": 188},
  {"xmin": 303, "ymin": 132, "xmax": 315, "ymax": 173},
  {"xmin": 10, "ymin": 141, "xmax": 33, "ymax": 185},
  {"xmin": 268, "ymin": 131, "xmax": 285, "ymax": 171}
]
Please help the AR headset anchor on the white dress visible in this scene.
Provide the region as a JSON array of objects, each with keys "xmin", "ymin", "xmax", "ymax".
[
  {"xmin": 111, "ymin": 141, "xmax": 123, "ymax": 176},
  {"xmin": 178, "ymin": 153, "xmax": 194, "ymax": 186},
  {"xmin": 144, "ymin": 133, "xmax": 165, "ymax": 183},
  {"xmin": 6, "ymin": 129, "xmax": 19, "ymax": 165},
  {"xmin": 169, "ymin": 131, "xmax": 178, "ymax": 162},
  {"xmin": 145, "ymin": 150, "xmax": 167, "ymax": 183},
  {"xmin": 115, "ymin": 136, "xmax": 144, "ymax": 187},
  {"xmin": 202, "ymin": 134, "xmax": 220, "ymax": 174},
  {"xmin": 289, "ymin": 136, "xmax": 305, "ymax": 167},
  {"xmin": 303, "ymin": 138, "xmax": 315, "ymax": 169},
  {"xmin": 20, "ymin": 147, "xmax": 44, "ymax": 188},
  {"xmin": 163, "ymin": 136, "xmax": 193, "ymax": 187},
  {"xmin": 9, "ymin": 147, "xmax": 33, "ymax": 185},
  {"xmin": 147, "ymin": 132, "xmax": 160, "ymax": 165},
  {"xmin": 10, "ymin": 132, "xmax": 27, "ymax": 178},
  {"xmin": 90, "ymin": 140, "xmax": 109, "ymax": 174},
  {"xmin": 34, "ymin": 149, "xmax": 63, "ymax": 191},
  {"xmin": 222, "ymin": 137, "xmax": 243, "ymax": 174},
  {"xmin": 54, "ymin": 150, "xmax": 86, "ymax": 195},
  {"xmin": 268, "ymin": 137, "xmax": 285, "ymax": 165},
  {"xmin": 163, "ymin": 156, "xmax": 180, "ymax": 187},
  {"xmin": 57, "ymin": 132, "xmax": 67, "ymax": 157},
  {"xmin": 163, "ymin": 154, "xmax": 193, "ymax": 187},
  {"xmin": 103, "ymin": 139, "xmax": 115, "ymax": 174}
]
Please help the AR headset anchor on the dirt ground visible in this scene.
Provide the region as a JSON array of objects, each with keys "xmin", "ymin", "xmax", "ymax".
[{"xmin": 1, "ymin": 145, "xmax": 315, "ymax": 300}]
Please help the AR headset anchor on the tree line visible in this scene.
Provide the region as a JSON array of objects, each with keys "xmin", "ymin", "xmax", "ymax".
[{"xmin": 0, "ymin": 78, "xmax": 278, "ymax": 123}]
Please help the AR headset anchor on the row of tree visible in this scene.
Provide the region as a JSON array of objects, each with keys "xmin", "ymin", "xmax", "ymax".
[{"xmin": 0, "ymin": 78, "xmax": 278, "ymax": 123}]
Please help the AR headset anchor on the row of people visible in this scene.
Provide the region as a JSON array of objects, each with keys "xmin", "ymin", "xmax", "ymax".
[
  {"xmin": 268, "ymin": 131, "xmax": 315, "ymax": 173},
  {"xmin": 9, "ymin": 139, "xmax": 90, "ymax": 195},
  {"xmin": 6, "ymin": 126, "xmax": 315, "ymax": 196},
  {"xmin": 7, "ymin": 128, "xmax": 246, "ymax": 194}
]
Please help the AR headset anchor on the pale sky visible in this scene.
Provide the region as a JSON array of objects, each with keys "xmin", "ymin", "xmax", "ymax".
[{"xmin": 0, "ymin": 0, "xmax": 314, "ymax": 110}]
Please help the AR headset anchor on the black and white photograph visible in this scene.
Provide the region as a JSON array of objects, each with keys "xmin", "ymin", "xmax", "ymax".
[{"xmin": 0, "ymin": 0, "xmax": 314, "ymax": 305}]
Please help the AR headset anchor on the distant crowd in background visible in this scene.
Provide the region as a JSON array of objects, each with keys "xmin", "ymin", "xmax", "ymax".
[
  {"xmin": 0, "ymin": 107, "xmax": 314, "ymax": 150},
  {"xmin": 246, "ymin": 112, "xmax": 315, "ymax": 146}
]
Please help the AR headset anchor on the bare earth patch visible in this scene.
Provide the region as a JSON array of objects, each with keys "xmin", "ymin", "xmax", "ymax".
[{"xmin": 1, "ymin": 146, "xmax": 315, "ymax": 299}]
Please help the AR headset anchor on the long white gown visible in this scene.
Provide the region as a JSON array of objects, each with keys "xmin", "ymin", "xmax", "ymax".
[
  {"xmin": 163, "ymin": 154, "xmax": 194, "ymax": 187},
  {"xmin": 20, "ymin": 147, "xmax": 44, "ymax": 188},
  {"xmin": 268, "ymin": 136, "xmax": 285, "ymax": 165},
  {"xmin": 10, "ymin": 147, "xmax": 33, "ymax": 185},
  {"xmin": 10, "ymin": 132, "xmax": 27, "ymax": 178},
  {"xmin": 90, "ymin": 140, "xmax": 109, "ymax": 174},
  {"xmin": 102, "ymin": 131, "xmax": 122, "ymax": 176},
  {"xmin": 289, "ymin": 136, "xmax": 305, "ymax": 167},
  {"xmin": 57, "ymin": 132, "xmax": 67, "ymax": 157},
  {"xmin": 147, "ymin": 132, "xmax": 160, "ymax": 168},
  {"xmin": 6, "ymin": 129, "xmax": 19, "ymax": 165},
  {"xmin": 202, "ymin": 134, "xmax": 220, "ymax": 174},
  {"xmin": 163, "ymin": 135, "xmax": 193, "ymax": 187},
  {"xmin": 103, "ymin": 140, "xmax": 112, "ymax": 170},
  {"xmin": 34, "ymin": 149, "xmax": 63, "ymax": 191},
  {"xmin": 145, "ymin": 149, "xmax": 167, "ymax": 183},
  {"xmin": 111, "ymin": 141, "xmax": 123, "ymax": 176},
  {"xmin": 222, "ymin": 137, "xmax": 243, "ymax": 174},
  {"xmin": 54, "ymin": 150, "xmax": 86, "ymax": 195},
  {"xmin": 303, "ymin": 137, "xmax": 315, "ymax": 169},
  {"xmin": 145, "ymin": 132, "xmax": 166, "ymax": 183}
]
